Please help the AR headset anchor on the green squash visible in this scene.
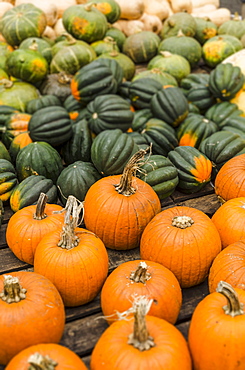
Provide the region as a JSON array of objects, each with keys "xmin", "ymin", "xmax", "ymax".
[
  {"xmin": 0, "ymin": 41, "xmax": 14, "ymax": 71},
  {"xmin": 0, "ymin": 80, "xmax": 39, "ymax": 112},
  {"xmin": 57, "ymin": 161, "xmax": 101, "ymax": 205},
  {"xmin": 105, "ymin": 27, "xmax": 126, "ymax": 51},
  {"xmin": 129, "ymin": 78, "xmax": 163, "ymax": 110},
  {"xmin": 160, "ymin": 12, "xmax": 197, "ymax": 39},
  {"xmin": 19, "ymin": 37, "xmax": 53, "ymax": 64},
  {"xmin": 10, "ymin": 174, "xmax": 57, "ymax": 212},
  {"xmin": 194, "ymin": 17, "xmax": 218, "ymax": 45},
  {"xmin": 218, "ymin": 13, "xmax": 245, "ymax": 39},
  {"xmin": 122, "ymin": 31, "xmax": 160, "ymax": 64},
  {"xmin": 91, "ymin": 36, "xmax": 120, "ymax": 56},
  {"xmin": 132, "ymin": 68, "xmax": 178, "ymax": 87},
  {"xmin": 15, "ymin": 141, "xmax": 63, "ymax": 184},
  {"xmin": 90, "ymin": 0, "xmax": 121, "ymax": 23},
  {"xmin": 1, "ymin": 112, "xmax": 31, "ymax": 149},
  {"xmin": 131, "ymin": 109, "xmax": 153, "ymax": 132},
  {"xmin": 9, "ymin": 132, "xmax": 32, "ymax": 163},
  {"xmin": 26, "ymin": 95, "xmax": 62, "ymax": 115},
  {"xmin": 97, "ymin": 50, "xmax": 136, "ymax": 81},
  {"xmin": 220, "ymin": 116, "xmax": 245, "ymax": 138},
  {"xmin": 0, "ymin": 158, "xmax": 18, "ymax": 202},
  {"xmin": 39, "ymin": 72, "xmax": 72, "ymax": 103},
  {"xmin": 0, "ymin": 141, "xmax": 11, "ymax": 162},
  {"xmin": 137, "ymin": 154, "xmax": 179, "ymax": 199},
  {"xmin": 205, "ymin": 101, "xmax": 243, "ymax": 127}
]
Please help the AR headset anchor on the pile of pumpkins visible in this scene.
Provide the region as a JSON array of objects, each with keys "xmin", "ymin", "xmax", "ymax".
[{"xmin": 1, "ymin": 0, "xmax": 245, "ymax": 368}]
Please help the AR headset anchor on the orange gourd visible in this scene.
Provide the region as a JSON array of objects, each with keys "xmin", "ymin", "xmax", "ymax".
[
  {"xmin": 0, "ymin": 271, "xmax": 65, "ymax": 365},
  {"xmin": 34, "ymin": 196, "xmax": 109, "ymax": 307},
  {"xmin": 188, "ymin": 281, "xmax": 245, "ymax": 369},
  {"xmin": 5, "ymin": 343, "xmax": 87, "ymax": 369},
  {"xmin": 90, "ymin": 296, "xmax": 192, "ymax": 370},
  {"xmin": 212, "ymin": 197, "xmax": 245, "ymax": 248},
  {"xmin": 140, "ymin": 206, "xmax": 222, "ymax": 287},
  {"xmin": 6, "ymin": 193, "xmax": 64, "ymax": 265},
  {"xmin": 209, "ymin": 240, "xmax": 245, "ymax": 293},
  {"xmin": 215, "ymin": 153, "xmax": 245, "ymax": 202},
  {"xmin": 101, "ymin": 259, "xmax": 182, "ymax": 325},
  {"xmin": 84, "ymin": 149, "xmax": 161, "ymax": 250}
]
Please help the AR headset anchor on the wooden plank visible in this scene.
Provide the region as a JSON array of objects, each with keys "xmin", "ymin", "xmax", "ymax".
[
  {"xmin": 0, "ymin": 224, "xmax": 6, "ymax": 248},
  {"xmin": 175, "ymin": 193, "xmax": 221, "ymax": 217},
  {"xmin": 0, "ymin": 248, "xmax": 30, "ymax": 274},
  {"xmin": 170, "ymin": 183, "xmax": 214, "ymax": 202}
]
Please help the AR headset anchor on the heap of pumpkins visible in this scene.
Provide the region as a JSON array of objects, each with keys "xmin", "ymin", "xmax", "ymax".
[{"xmin": 1, "ymin": 0, "xmax": 245, "ymax": 369}]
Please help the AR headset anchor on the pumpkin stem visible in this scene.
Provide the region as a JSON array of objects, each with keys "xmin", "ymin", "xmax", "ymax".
[
  {"xmin": 58, "ymin": 195, "xmax": 84, "ymax": 250},
  {"xmin": 130, "ymin": 262, "xmax": 151, "ymax": 284},
  {"xmin": 61, "ymin": 32, "xmax": 76, "ymax": 44},
  {"xmin": 177, "ymin": 29, "xmax": 185, "ymax": 37},
  {"xmin": 115, "ymin": 147, "xmax": 151, "ymax": 196},
  {"xmin": 0, "ymin": 275, "xmax": 26, "ymax": 304},
  {"xmin": 57, "ymin": 72, "xmax": 72, "ymax": 85},
  {"xmin": 0, "ymin": 79, "xmax": 13, "ymax": 88},
  {"xmin": 172, "ymin": 215, "xmax": 194, "ymax": 229},
  {"xmin": 28, "ymin": 40, "xmax": 38, "ymax": 51},
  {"xmin": 216, "ymin": 281, "xmax": 244, "ymax": 317},
  {"xmin": 33, "ymin": 192, "xmax": 48, "ymax": 220},
  {"xmin": 159, "ymin": 51, "xmax": 172, "ymax": 58},
  {"xmin": 84, "ymin": 2, "xmax": 94, "ymax": 11},
  {"xmin": 28, "ymin": 352, "xmax": 58, "ymax": 370},
  {"xmin": 128, "ymin": 296, "xmax": 155, "ymax": 351}
]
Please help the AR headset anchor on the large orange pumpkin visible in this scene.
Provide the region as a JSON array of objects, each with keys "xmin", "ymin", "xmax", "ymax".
[
  {"xmin": 0, "ymin": 271, "xmax": 65, "ymax": 365},
  {"xmin": 5, "ymin": 343, "xmax": 87, "ymax": 370},
  {"xmin": 91, "ymin": 296, "xmax": 192, "ymax": 370},
  {"xmin": 215, "ymin": 153, "xmax": 245, "ymax": 202},
  {"xmin": 34, "ymin": 196, "xmax": 109, "ymax": 306},
  {"xmin": 209, "ymin": 240, "xmax": 245, "ymax": 293},
  {"xmin": 140, "ymin": 206, "xmax": 222, "ymax": 288},
  {"xmin": 101, "ymin": 259, "xmax": 182, "ymax": 325},
  {"xmin": 6, "ymin": 192, "xmax": 64, "ymax": 265},
  {"xmin": 84, "ymin": 149, "xmax": 161, "ymax": 250},
  {"xmin": 188, "ymin": 281, "xmax": 245, "ymax": 369},
  {"xmin": 212, "ymin": 197, "xmax": 245, "ymax": 248}
]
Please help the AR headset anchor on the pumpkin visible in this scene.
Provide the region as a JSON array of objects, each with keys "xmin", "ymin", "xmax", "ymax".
[
  {"xmin": 34, "ymin": 195, "xmax": 109, "ymax": 307},
  {"xmin": 8, "ymin": 132, "xmax": 33, "ymax": 163},
  {"xmin": 218, "ymin": 12, "xmax": 245, "ymax": 39},
  {"xmin": 0, "ymin": 3, "xmax": 47, "ymax": 47},
  {"xmin": 91, "ymin": 36, "xmax": 119, "ymax": 56},
  {"xmin": 0, "ymin": 41, "xmax": 14, "ymax": 71},
  {"xmin": 101, "ymin": 260, "xmax": 182, "ymax": 325},
  {"xmin": 97, "ymin": 50, "xmax": 136, "ymax": 81},
  {"xmin": 5, "ymin": 343, "xmax": 87, "ymax": 370},
  {"xmin": 91, "ymin": 0, "xmax": 121, "ymax": 23},
  {"xmin": 15, "ymin": 0, "xmax": 58, "ymax": 27},
  {"xmin": 105, "ymin": 26, "xmax": 126, "ymax": 50},
  {"xmin": 219, "ymin": 116, "xmax": 245, "ymax": 138},
  {"xmin": 0, "ymin": 158, "xmax": 18, "ymax": 202},
  {"xmin": 0, "ymin": 271, "xmax": 65, "ymax": 365},
  {"xmin": 132, "ymin": 68, "xmax": 178, "ymax": 87},
  {"xmin": 6, "ymin": 192, "xmax": 64, "ymax": 265},
  {"xmin": 10, "ymin": 175, "xmax": 57, "ymax": 213},
  {"xmin": 194, "ymin": 17, "xmax": 218, "ymax": 45},
  {"xmin": 140, "ymin": 206, "xmax": 222, "ymax": 287},
  {"xmin": 211, "ymin": 197, "xmax": 245, "ymax": 248},
  {"xmin": 62, "ymin": 3, "xmax": 108, "ymax": 43},
  {"xmin": 84, "ymin": 149, "xmax": 161, "ymax": 250},
  {"xmin": 39, "ymin": 72, "xmax": 72, "ymax": 103},
  {"xmin": 90, "ymin": 296, "xmax": 192, "ymax": 369},
  {"xmin": 0, "ymin": 80, "xmax": 39, "ymax": 112},
  {"xmin": 188, "ymin": 281, "xmax": 245, "ymax": 369},
  {"xmin": 160, "ymin": 12, "xmax": 197, "ymax": 39},
  {"xmin": 122, "ymin": 31, "xmax": 160, "ymax": 64},
  {"xmin": 26, "ymin": 95, "xmax": 62, "ymax": 115}
]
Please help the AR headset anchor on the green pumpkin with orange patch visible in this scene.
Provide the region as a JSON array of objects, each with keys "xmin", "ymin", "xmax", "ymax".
[
  {"xmin": 90, "ymin": 0, "xmax": 121, "ymax": 23},
  {"xmin": 168, "ymin": 146, "xmax": 212, "ymax": 193},
  {"xmin": 0, "ymin": 158, "xmax": 18, "ymax": 202}
]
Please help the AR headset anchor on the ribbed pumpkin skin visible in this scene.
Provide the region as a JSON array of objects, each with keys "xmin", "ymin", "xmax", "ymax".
[
  {"xmin": 84, "ymin": 175, "xmax": 161, "ymax": 250},
  {"xmin": 26, "ymin": 95, "xmax": 62, "ymax": 115},
  {"xmin": 85, "ymin": 94, "xmax": 134, "ymax": 134},
  {"xmin": 91, "ymin": 129, "xmax": 139, "ymax": 176},
  {"xmin": 62, "ymin": 4, "xmax": 108, "ymax": 43},
  {"xmin": 129, "ymin": 78, "xmax": 163, "ymax": 110},
  {"xmin": 123, "ymin": 31, "xmax": 160, "ymax": 63},
  {"xmin": 0, "ymin": 81, "xmax": 39, "ymax": 112},
  {"xmin": 0, "ymin": 4, "xmax": 47, "ymax": 47},
  {"xmin": 215, "ymin": 154, "xmax": 245, "ymax": 201},
  {"xmin": 91, "ymin": 0, "xmax": 121, "ymax": 23},
  {"xmin": 161, "ymin": 12, "xmax": 197, "ymax": 39},
  {"xmin": 209, "ymin": 63, "xmax": 245, "ymax": 101},
  {"xmin": 138, "ymin": 155, "xmax": 179, "ymax": 199},
  {"xmin": 57, "ymin": 161, "xmax": 101, "ymax": 205},
  {"xmin": 6, "ymin": 49, "xmax": 49, "ymax": 84},
  {"xmin": 132, "ymin": 68, "xmax": 178, "ymax": 86},
  {"xmin": 140, "ymin": 206, "xmax": 222, "ymax": 288},
  {"xmin": 0, "ymin": 141, "xmax": 11, "ymax": 162},
  {"xmin": 150, "ymin": 86, "xmax": 189, "ymax": 127},
  {"xmin": 208, "ymin": 240, "xmax": 245, "ymax": 293},
  {"xmin": 90, "ymin": 315, "xmax": 192, "ymax": 370},
  {"xmin": 101, "ymin": 259, "xmax": 182, "ymax": 325},
  {"xmin": 205, "ymin": 101, "xmax": 243, "ymax": 127},
  {"xmin": 218, "ymin": 16, "xmax": 245, "ymax": 39},
  {"xmin": 0, "ymin": 159, "xmax": 18, "ymax": 202},
  {"xmin": 19, "ymin": 37, "xmax": 53, "ymax": 64},
  {"xmin": 211, "ymin": 197, "xmax": 245, "ymax": 248},
  {"xmin": 194, "ymin": 17, "xmax": 217, "ymax": 45},
  {"xmin": 105, "ymin": 27, "xmax": 126, "ymax": 51},
  {"xmin": 168, "ymin": 146, "xmax": 212, "ymax": 193},
  {"xmin": 28, "ymin": 106, "xmax": 72, "ymax": 147},
  {"xmin": 0, "ymin": 271, "xmax": 65, "ymax": 365},
  {"xmin": 91, "ymin": 37, "xmax": 120, "ymax": 56},
  {"xmin": 6, "ymin": 202, "xmax": 64, "ymax": 265},
  {"xmin": 5, "ymin": 343, "xmax": 87, "ymax": 370},
  {"xmin": 10, "ymin": 175, "xmax": 57, "ymax": 212},
  {"xmin": 34, "ymin": 227, "xmax": 109, "ymax": 307},
  {"xmin": 188, "ymin": 287, "xmax": 245, "ymax": 370},
  {"xmin": 15, "ymin": 142, "xmax": 64, "ymax": 184},
  {"xmin": 98, "ymin": 51, "xmax": 136, "ymax": 81},
  {"xmin": 177, "ymin": 113, "xmax": 218, "ymax": 149}
]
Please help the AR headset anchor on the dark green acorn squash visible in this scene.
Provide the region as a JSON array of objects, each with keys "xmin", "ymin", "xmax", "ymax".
[
  {"xmin": 204, "ymin": 101, "xmax": 243, "ymax": 127},
  {"xmin": 129, "ymin": 78, "xmax": 163, "ymax": 110},
  {"xmin": 26, "ymin": 95, "xmax": 62, "ymax": 114},
  {"xmin": 0, "ymin": 141, "xmax": 11, "ymax": 162},
  {"xmin": 0, "ymin": 158, "xmax": 18, "ymax": 202},
  {"xmin": 131, "ymin": 109, "xmax": 153, "ymax": 132},
  {"xmin": 220, "ymin": 116, "xmax": 245, "ymax": 138}
]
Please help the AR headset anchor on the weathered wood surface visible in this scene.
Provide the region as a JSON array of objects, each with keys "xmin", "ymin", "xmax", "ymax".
[{"xmin": 0, "ymin": 186, "xmax": 220, "ymax": 369}]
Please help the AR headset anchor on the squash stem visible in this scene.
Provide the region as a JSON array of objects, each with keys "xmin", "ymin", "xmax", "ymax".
[
  {"xmin": 28, "ymin": 352, "xmax": 58, "ymax": 370},
  {"xmin": 0, "ymin": 275, "xmax": 26, "ymax": 304},
  {"xmin": 216, "ymin": 281, "xmax": 244, "ymax": 317},
  {"xmin": 115, "ymin": 148, "xmax": 150, "ymax": 196},
  {"xmin": 33, "ymin": 192, "xmax": 48, "ymax": 220},
  {"xmin": 128, "ymin": 296, "xmax": 155, "ymax": 351},
  {"xmin": 130, "ymin": 262, "xmax": 151, "ymax": 284},
  {"xmin": 172, "ymin": 215, "xmax": 194, "ymax": 229}
]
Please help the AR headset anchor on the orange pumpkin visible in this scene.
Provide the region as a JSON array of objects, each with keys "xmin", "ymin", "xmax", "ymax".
[
  {"xmin": 34, "ymin": 196, "xmax": 109, "ymax": 306},
  {"xmin": 84, "ymin": 149, "xmax": 161, "ymax": 250},
  {"xmin": 6, "ymin": 192, "xmax": 64, "ymax": 265},
  {"xmin": 0, "ymin": 271, "xmax": 65, "ymax": 365},
  {"xmin": 5, "ymin": 343, "xmax": 87, "ymax": 369},
  {"xmin": 215, "ymin": 153, "xmax": 245, "ymax": 202},
  {"xmin": 209, "ymin": 240, "xmax": 245, "ymax": 293},
  {"xmin": 101, "ymin": 259, "xmax": 182, "ymax": 325},
  {"xmin": 91, "ymin": 296, "xmax": 192, "ymax": 370},
  {"xmin": 140, "ymin": 206, "xmax": 222, "ymax": 288},
  {"xmin": 212, "ymin": 197, "xmax": 245, "ymax": 248},
  {"xmin": 188, "ymin": 281, "xmax": 245, "ymax": 369}
]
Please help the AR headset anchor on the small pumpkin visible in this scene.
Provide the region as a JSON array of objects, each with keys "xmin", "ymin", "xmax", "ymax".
[
  {"xmin": 91, "ymin": 0, "xmax": 121, "ymax": 23},
  {"xmin": 194, "ymin": 17, "xmax": 218, "ymax": 45},
  {"xmin": 160, "ymin": 12, "xmax": 197, "ymax": 39},
  {"xmin": 0, "ymin": 80, "xmax": 39, "ymax": 112},
  {"xmin": 122, "ymin": 31, "xmax": 160, "ymax": 64},
  {"xmin": 39, "ymin": 72, "xmax": 72, "ymax": 103}
]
